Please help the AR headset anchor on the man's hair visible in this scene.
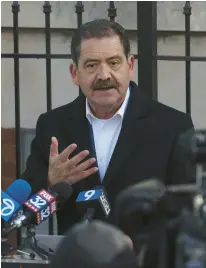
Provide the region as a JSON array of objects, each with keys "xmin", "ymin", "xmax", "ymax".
[{"xmin": 71, "ymin": 19, "xmax": 131, "ymax": 66}]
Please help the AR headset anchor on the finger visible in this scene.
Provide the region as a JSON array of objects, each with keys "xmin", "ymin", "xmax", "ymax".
[
  {"xmin": 50, "ymin": 137, "xmax": 59, "ymax": 157},
  {"xmin": 72, "ymin": 158, "xmax": 96, "ymax": 174},
  {"xmin": 58, "ymin": 143, "xmax": 77, "ymax": 163},
  {"xmin": 67, "ymin": 167, "xmax": 98, "ymax": 184},
  {"xmin": 67, "ymin": 150, "xmax": 90, "ymax": 168}
]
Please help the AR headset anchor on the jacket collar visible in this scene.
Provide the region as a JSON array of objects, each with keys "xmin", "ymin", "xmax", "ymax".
[{"xmin": 67, "ymin": 81, "xmax": 153, "ymax": 122}]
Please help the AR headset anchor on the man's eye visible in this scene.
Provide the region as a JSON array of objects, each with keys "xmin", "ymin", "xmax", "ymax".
[
  {"xmin": 110, "ymin": 61, "xmax": 119, "ymax": 66},
  {"xmin": 87, "ymin": 63, "xmax": 96, "ymax": 68}
]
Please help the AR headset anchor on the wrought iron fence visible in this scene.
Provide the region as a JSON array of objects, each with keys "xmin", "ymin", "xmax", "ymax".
[{"xmin": 1, "ymin": 1, "xmax": 206, "ymax": 241}]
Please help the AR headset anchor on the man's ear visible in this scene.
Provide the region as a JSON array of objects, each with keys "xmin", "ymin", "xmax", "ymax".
[
  {"xmin": 69, "ymin": 63, "xmax": 79, "ymax": 86},
  {"xmin": 128, "ymin": 55, "xmax": 135, "ymax": 81}
]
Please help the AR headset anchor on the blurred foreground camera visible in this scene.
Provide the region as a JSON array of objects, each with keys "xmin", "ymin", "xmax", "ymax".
[{"xmin": 114, "ymin": 130, "xmax": 206, "ymax": 268}]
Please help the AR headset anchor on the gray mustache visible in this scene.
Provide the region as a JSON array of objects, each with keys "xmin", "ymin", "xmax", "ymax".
[{"xmin": 93, "ymin": 81, "xmax": 118, "ymax": 90}]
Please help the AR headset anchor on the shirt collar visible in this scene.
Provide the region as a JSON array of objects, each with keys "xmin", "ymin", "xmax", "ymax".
[{"xmin": 86, "ymin": 87, "xmax": 130, "ymax": 124}]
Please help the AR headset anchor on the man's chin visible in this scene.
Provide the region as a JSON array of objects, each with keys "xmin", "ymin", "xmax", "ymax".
[{"xmin": 94, "ymin": 102, "xmax": 115, "ymax": 109}]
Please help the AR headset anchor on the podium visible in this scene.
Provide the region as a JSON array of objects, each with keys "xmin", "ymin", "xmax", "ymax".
[
  {"xmin": 1, "ymin": 235, "xmax": 64, "ymax": 268},
  {"xmin": 1, "ymin": 256, "xmax": 49, "ymax": 268}
]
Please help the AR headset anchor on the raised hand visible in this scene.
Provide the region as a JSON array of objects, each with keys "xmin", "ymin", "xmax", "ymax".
[{"xmin": 48, "ymin": 137, "xmax": 98, "ymax": 186}]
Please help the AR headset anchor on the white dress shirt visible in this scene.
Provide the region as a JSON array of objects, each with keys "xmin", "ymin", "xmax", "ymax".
[{"xmin": 86, "ymin": 88, "xmax": 130, "ymax": 181}]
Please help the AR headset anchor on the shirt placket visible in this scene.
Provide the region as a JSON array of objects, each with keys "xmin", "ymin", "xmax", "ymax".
[{"xmin": 97, "ymin": 121, "xmax": 108, "ymax": 180}]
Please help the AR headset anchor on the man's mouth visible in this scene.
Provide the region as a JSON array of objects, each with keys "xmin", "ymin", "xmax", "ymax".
[{"xmin": 95, "ymin": 87, "xmax": 114, "ymax": 91}]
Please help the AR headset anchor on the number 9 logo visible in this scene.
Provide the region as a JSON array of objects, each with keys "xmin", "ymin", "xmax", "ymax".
[{"xmin": 84, "ymin": 190, "xmax": 95, "ymax": 200}]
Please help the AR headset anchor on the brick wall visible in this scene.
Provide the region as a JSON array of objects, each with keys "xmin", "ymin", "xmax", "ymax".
[
  {"xmin": 2, "ymin": 128, "xmax": 16, "ymax": 190},
  {"xmin": 1, "ymin": 127, "xmax": 17, "ymax": 246}
]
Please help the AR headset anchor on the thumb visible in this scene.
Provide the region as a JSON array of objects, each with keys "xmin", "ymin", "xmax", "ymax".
[{"xmin": 50, "ymin": 136, "xmax": 59, "ymax": 157}]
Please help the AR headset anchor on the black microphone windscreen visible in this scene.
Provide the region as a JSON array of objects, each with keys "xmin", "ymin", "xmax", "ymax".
[
  {"xmin": 115, "ymin": 179, "xmax": 165, "ymax": 215},
  {"xmin": 113, "ymin": 179, "xmax": 167, "ymax": 235},
  {"xmin": 49, "ymin": 182, "xmax": 73, "ymax": 206},
  {"xmin": 178, "ymin": 128, "xmax": 206, "ymax": 163}
]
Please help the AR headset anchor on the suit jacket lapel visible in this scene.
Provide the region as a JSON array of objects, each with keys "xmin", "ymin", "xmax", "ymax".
[
  {"xmin": 103, "ymin": 81, "xmax": 153, "ymax": 187},
  {"xmin": 62, "ymin": 95, "xmax": 101, "ymax": 188}
]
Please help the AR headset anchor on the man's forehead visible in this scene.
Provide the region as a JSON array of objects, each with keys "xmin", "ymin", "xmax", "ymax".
[{"xmin": 80, "ymin": 37, "xmax": 124, "ymax": 60}]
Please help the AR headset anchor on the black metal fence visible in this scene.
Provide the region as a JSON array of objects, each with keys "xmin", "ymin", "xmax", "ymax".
[{"xmin": 1, "ymin": 1, "xmax": 206, "ymax": 240}]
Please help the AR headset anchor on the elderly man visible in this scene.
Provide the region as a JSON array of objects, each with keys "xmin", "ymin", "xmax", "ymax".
[{"xmin": 22, "ymin": 19, "xmax": 194, "ymax": 234}]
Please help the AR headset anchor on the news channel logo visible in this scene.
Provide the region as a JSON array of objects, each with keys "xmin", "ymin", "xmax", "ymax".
[
  {"xmin": 76, "ymin": 189, "xmax": 102, "ymax": 202},
  {"xmin": 1, "ymin": 191, "xmax": 20, "ymax": 222},
  {"xmin": 25, "ymin": 193, "xmax": 49, "ymax": 213}
]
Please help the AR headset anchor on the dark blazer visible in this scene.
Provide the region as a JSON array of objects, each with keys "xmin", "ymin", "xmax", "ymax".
[{"xmin": 22, "ymin": 81, "xmax": 194, "ymax": 234}]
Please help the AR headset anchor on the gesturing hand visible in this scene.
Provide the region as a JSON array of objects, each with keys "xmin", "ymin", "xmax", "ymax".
[{"xmin": 48, "ymin": 137, "xmax": 98, "ymax": 186}]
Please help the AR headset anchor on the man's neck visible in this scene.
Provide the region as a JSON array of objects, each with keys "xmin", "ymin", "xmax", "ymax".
[
  {"xmin": 86, "ymin": 87, "xmax": 130, "ymax": 120},
  {"xmin": 89, "ymin": 103, "xmax": 123, "ymax": 119}
]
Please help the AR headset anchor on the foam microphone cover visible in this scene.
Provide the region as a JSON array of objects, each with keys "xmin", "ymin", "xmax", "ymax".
[
  {"xmin": 177, "ymin": 128, "xmax": 206, "ymax": 163},
  {"xmin": 49, "ymin": 182, "xmax": 73, "ymax": 208},
  {"xmin": 113, "ymin": 179, "xmax": 167, "ymax": 236},
  {"xmin": 6, "ymin": 179, "xmax": 32, "ymax": 204},
  {"xmin": 114, "ymin": 179, "xmax": 166, "ymax": 218}
]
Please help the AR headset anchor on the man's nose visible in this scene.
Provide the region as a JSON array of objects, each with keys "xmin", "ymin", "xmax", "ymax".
[{"xmin": 97, "ymin": 64, "xmax": 112, "ymax": 80}]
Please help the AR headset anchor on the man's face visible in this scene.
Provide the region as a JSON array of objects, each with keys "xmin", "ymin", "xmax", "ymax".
[{"xmin": 70, "ymin": 35, "xmax": 134, "ymax": 111}]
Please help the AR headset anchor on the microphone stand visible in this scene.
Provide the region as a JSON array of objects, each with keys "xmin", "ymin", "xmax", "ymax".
[
  {"xmin": 2, "ymin": 225, "xmax": 53, "ymax": 260},
  {"xmin": 82, "ymin": 208, "xmax": 95, "ymax": 224},
  {"xmin": 1, "ymin": 237, "xmax": 12, "ymax": 257}
]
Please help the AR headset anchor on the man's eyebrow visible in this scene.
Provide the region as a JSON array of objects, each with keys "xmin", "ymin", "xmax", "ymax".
[
  {"xmin": 83, "ymin": 55, "xmax": 122, "ymax": 65},
  {"xmin": 107, "ymin": 55, "xmax": 122, "ymax": 60},
  {"xmin": 83, "ymin": 58, "xmax": 100, "ymax": 65}
]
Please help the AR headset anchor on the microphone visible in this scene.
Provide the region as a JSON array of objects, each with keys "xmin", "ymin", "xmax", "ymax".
[
  {"xmin": 179, "ymin": 129, "xmax": 206, "ymax": 163},
  {"xmin": 1, "ymin": 179, "xmax": 32, "ymax": 223},
  {"xmin": 114, "ymin": 178, "xmax": 198, "ymax": 236},
  {"xmin": 114, "ymin": 178, "xmax": 198, "ymax": 218},
  {"xmin": 2, "ymin": 182, "xmax": 73, "ymax": 237},
  {"xmin": 76, "ymin": 187, "xmax": 111, "ymax": 223}
]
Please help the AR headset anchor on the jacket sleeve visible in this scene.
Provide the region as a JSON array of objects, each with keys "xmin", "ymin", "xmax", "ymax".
[
  {"xmin": 21, "ymin": 113, "xmax": 49, "ymax": 195},
  {"xmin": 166, "ymin": 113, "xmax": 195, "ymax": 212},
  {"xmin": 167, "ymin": 113, "xmax": 195, "ymax": 185},
  {"xmin": 21, "ymin": 114, "xmax": 78, "ymax": 234}
]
